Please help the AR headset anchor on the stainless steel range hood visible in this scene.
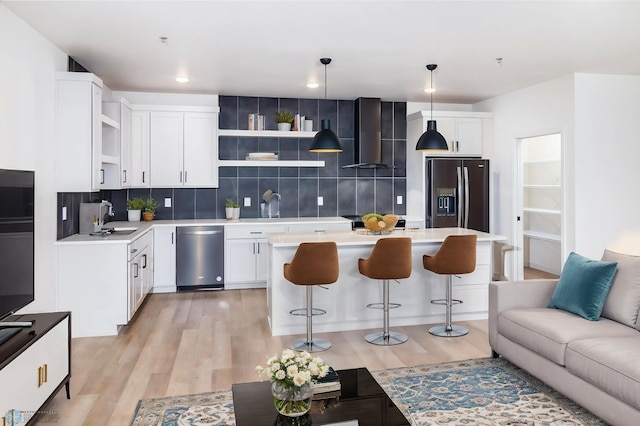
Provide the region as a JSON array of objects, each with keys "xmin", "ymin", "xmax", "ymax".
[{"xmin": 343, "ymin": 97, "xmax": 390, "ymax": 169}]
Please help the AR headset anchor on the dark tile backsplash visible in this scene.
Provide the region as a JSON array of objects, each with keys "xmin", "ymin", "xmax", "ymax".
[{"xmin": 57, "ymin": 95, "xmax": 407, "ymax": 239}]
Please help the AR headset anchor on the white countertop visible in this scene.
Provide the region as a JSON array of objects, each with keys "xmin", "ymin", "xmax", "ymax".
[
  {"xmin": 55, "ymin": 217, "xmax": 353, "ymax": 245},
  {"xmin": 269, "ymin": 227, "xmax": 505, "ymax": 247}
]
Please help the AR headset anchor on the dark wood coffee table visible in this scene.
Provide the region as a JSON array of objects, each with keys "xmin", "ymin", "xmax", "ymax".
[{"xmin": 232, "ymin": 367, "xmax": 410, "ymax": 425}]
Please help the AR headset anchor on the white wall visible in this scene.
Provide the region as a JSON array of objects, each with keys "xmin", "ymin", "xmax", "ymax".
[
  {"xmin": 474, "ymin": 75, "xmax": 575, "ymax": 278},
  {"xmin": 574, "ymin": 74, "xmax": 640, "ymax": 257},
  {"xmin": 0, "ymin": 5, "xmax": 67, "ymax": 311}
]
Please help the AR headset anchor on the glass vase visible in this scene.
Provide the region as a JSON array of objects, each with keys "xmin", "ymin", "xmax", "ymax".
[{"xmin": 271, "ymin": 382, "xmax": 313, "ymax": 417}]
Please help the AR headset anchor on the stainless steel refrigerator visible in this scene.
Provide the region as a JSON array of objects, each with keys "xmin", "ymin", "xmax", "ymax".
[{"xmin": 425, "ymin": 158, "xmax": 489, "ymax": 232}]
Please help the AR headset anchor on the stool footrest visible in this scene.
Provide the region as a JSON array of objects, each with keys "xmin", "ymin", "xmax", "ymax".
[
  {"xmin": 366, "ymin": 302, "xmax": 401, "ymax": 310},
  {"xmin": 289, "ymin": 308, "xmax": 327, "ymax": 316},
  {"xmin": 430, "ymin": 299, "xmax": 463, "ymax": 306}
]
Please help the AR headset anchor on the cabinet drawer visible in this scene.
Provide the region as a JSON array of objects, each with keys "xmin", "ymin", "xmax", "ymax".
[
  {"xmin": 0, "ymin": 318, "xmax": 69, "ymax": 419},
  {"xmin": 225, "ymin": 225, "xmax": 287, "ymax": 239},
  {"xmin": 286, "ymin": 222, "xmax": 351, "ymax": 233},
  {"xmin": 134, "ymin": 229, "xmax": 153, "ymax": 251}
]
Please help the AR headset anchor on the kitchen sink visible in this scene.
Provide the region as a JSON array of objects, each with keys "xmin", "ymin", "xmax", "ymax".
[{"xmin": 90, "ymin": 226, "xmax": 138, "ymax": 236}]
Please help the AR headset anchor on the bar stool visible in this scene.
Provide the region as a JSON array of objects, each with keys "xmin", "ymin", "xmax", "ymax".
[
  {"xmin": 423, "ymin": 235, "xmax": 477, "ymax": 337},
  {"xmin": 359, "ymin": 238, "xmax": 412, "ymax": 346},
  {"xmin": 284, "ymin": 242, "xmax": 339, "ymax": 352}
]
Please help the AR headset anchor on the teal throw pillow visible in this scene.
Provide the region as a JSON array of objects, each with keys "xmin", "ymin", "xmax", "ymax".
[{"xmin": 548, "ymin": 252, "xmax": 618, "ymax": 321}]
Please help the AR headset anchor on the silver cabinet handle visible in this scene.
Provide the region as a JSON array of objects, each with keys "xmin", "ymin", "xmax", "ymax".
[
  {"xmin": 456, "ymin": 166, "xmax": 462, "ymax": 228},
  {"xmin": 142, "ymin": 171, "xmax": 146, "ymax": 183},
  {"xmin": 134, "ymin": 263, "xmax": 139, "ymax": 278},
  {"xmin": 464, "ymin": 166, "xmax": 470, "ymax": 228},
  {"xmin": 171, "ymin": 232, "xmax": 174, "ymax": 245},
  {"xmin": 100, "ymin": 169, "xmax": 105, "ymax": 184},
  {"xmin": 179, "ymin": 171, "xmax": 183, "ymax": 183},
  {"xmin": 142, "ymin": 254, "xmax": 147, "ymax": 269},
  {"xmin": 184, "ymin": 171, "xmax": 188, "ymax": 183}
]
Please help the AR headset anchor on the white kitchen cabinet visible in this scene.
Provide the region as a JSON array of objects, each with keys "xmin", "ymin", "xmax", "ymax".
[
  {"xmin": 436, "ymin": 116, "xmax": 483, "ymax": 156},
  {"xmin": 407, "ymin": 111, "xmax": 491, "ymax": 158},
  {"xmin": 0, "ymin": 313, "xmax": 70, "ymax": 425},
  {"xmin": 102, "ymin": 99, "xmax": 132, "ymax": 189},
  {"xmin": 55, "ymin": 72, "xmax": 103, "ymax": 192},
  {"xmin": 128, "ymin": 229, "xmax": 153, "ymax": 320},
  {"xmin": 225, "ymin": 224, "xmax": 286, "ymax": 289},
  {"xmin": 285, "ymin": 222, "xmax": 351, "ymax": 233},
  {"xmin": 56, "ymin": 229, "xmax": 154, "ymax": 337},
  {"xmin": 149, "ymin": 108, "xmax": 219, "ymax": 187},
  {"xmin": 153, "ymin": 226, "xmax": 176, "ymax": 293},
  {"xmin": 130, "ymin": 111, "xmax": 151, "ymax": 187}
]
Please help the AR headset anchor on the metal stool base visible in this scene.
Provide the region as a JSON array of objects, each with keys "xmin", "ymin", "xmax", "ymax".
[
  {"xmin": 429, "ymin": 324, "xmax": 469, "ymax": 337},
  {"xmin": 365, "ymin": 331, "xmax": 408, "ymax": 346},
  {"xmin": 291, "ymin": 338, "xmax": 332, "ymax": 352}
]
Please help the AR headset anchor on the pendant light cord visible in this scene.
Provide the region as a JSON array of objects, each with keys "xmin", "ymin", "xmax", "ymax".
[
  {"xmin": 324, "ymin": 64, "xmax": 327, "ymax": 100},
  {"xmin": 430, "ymin": 69, "xmax": 433, "ymax": 120}
]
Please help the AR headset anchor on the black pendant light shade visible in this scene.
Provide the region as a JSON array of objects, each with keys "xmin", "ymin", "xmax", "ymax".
[
  {"xmin": 310, "ymin": 58, "xmax": 343, "ymax": 152},
  {"xmin": 416, "ymin": 120, "xmax": 448, "ymax": 152},
  {"xmin": 310, "ymin": 119, "xmax": 342, "ymax": 152},
  {"xmin": 416, "ymin": 64, "xmax": 448, "ymax": 152}
]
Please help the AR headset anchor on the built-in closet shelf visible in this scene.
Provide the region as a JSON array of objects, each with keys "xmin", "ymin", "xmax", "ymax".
[
  {"xmin": 218, "ymin": 160, "xmax": 324, "ymax": 167},
  {"xmin": 101, "ymin": 114, "xmax": 119, "ymax": 129},
  {"xmin": 523, "ymin": 184, "xmax": 561, "ymax": 188},
  {"xmin": 523, "ymin": 230, "xmax": 561, "ymax": 242},
  {"xmin": 523, "ymin": 207, "xmax": 561, "ymax": 215},
  {"xmin": 219, "ymin": 129, "xmax": 316, "ymax": 138},
  {"xmin": 101, "ymin": 155, "xmax": 120, "ymax": 165}
]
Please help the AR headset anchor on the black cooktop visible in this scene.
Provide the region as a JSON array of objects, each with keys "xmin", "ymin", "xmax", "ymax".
[{"xmin": 342, "ymin": 214, "xmax": 406, "ymax": 229}]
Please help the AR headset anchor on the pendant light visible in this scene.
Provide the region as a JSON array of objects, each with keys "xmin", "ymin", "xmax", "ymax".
[
  {"xmin": 416, "ymin": 64, "xmax": 448, "ymax": 152},
  {"xmin": 310, "ymin": 58, "xmax": 343, "ymax": 152}
]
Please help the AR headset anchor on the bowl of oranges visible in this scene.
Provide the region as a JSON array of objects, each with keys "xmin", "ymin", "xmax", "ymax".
[{"xmin": 362, "ymin": 213, "xmax": 399, "ymax": 234}]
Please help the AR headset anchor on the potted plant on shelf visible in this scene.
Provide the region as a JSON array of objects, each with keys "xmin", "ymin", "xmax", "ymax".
[
  {"xmin": 127, "ymin": 197, "xmax": 146, "ymax": 222},
  {"xmin": 142, "ymin": 197, "xmax": 158, "ymax": 221},
  {"xmin": 275, "ymin": 110, "xmax": 294, "ymax": 132},
  {"xmin": 225, "ymin": 198, "xmax": 241, "ymax": 220}
]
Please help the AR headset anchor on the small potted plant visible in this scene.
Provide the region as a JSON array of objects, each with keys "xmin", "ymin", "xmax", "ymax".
[
  {"xmin": 225, "ymin": 198, "xmax": 241, "ymax": 220},
  {"xmin": 142, "ymin": 197, "xmax": 158, "ymax": 221},
  {"xmin": 127, "ymin": 197, "xmax": 146, "ymax": 222},
  {"xmin": 275, "ymin": 110, "xmax": 294, "ymax": 132}
]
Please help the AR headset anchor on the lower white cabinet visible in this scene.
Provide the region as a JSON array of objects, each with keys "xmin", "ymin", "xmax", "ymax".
[
  {"xmin": 56, "ymin": 229, "xmax": 154, "ymax": 337},
  {"xmin": 128, "ymin": 230, "xmax": 153, "ymax": 320},
  {"xmin": 0, "ymin": 313, "xmax": 70, "ymax": 426},
  {"xmin": 153, "ymin": 227, "xmax": 176, "ymax": 293},
  {"xmin": 224, "ymin": 224, "xmax": 286, "ymax": 289}
]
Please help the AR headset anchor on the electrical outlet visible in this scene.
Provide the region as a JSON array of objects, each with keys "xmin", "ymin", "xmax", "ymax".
[
  {"xmin": 244, "ymin": 197, "xmax": 251, "ymax": 207},
  {"xmin": 62, "ymin": 206, "xmax": 67, "ymax": 221},
  {"xmin": 164, "ymin": 197, "xmax": 172, "ymax": 208},
  {"xmin": 396, "ymin": 195, "xmax": 403, "ymax": 205},
  {"xmin": 317, "ymin": 196, "xmax": 324, "ymax": 206}
]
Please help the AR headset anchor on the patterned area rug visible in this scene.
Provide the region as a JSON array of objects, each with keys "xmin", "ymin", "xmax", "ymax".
[{"xmin": 130, "ymin": 357, "xmax": 604, "ymax": 426}]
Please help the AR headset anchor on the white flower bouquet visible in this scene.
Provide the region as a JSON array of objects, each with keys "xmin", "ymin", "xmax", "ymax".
[
  {"xmin": 256, "ymin": 349, "xmax": 330, "ymax": 416},
  {"xmin": 256, "ymin": 348, "xmax": 330, "ymax": 387}
]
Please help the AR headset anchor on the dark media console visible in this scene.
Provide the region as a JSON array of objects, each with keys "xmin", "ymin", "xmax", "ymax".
[{"xmin": 0, "ymin": 312, "xmax": 71, "ymax": 425}]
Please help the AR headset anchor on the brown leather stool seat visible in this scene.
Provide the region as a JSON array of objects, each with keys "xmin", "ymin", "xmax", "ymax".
[
  {"xmin": 359, "ymin": 237, "xmax": 412, "ymax": 345},
  {"xmin": 423, "ymin": 234, "xmax": 477, "ymax": 337},
  {"xmin": 284, "ymin": 242, "xmax": 339, "ymax": 352}
]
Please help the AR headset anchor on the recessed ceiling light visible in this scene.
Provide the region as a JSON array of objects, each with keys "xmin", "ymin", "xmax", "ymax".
[
  {"xmin": 424, "ymin": 88, "xmax": 436, "ymax": 93},
  {"xmin": 307, "ymin": 82, "xmax": 319, "ymax": 89},
  {"xmin": 176, "ymin": 76, "xmax": 189, "ymax": 83}
]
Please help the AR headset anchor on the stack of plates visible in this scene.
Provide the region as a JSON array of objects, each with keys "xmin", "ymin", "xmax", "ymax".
[{"xmin": 246, "ymin": 152, "xmax": 278, "ymax": 160}]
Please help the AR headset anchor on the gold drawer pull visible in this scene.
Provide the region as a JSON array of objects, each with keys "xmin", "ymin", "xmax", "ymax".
[
  {"xmin": 44, "ymin": 363, "xmax": 48, "ymax": 383},
  {"xmin": 38, "ymin": 366, "xmax": 42, "ymax": 387}
]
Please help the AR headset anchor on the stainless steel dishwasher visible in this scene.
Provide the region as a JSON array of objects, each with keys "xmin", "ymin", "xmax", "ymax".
[{"xmin": 176, "ymin": 226, "xmax": 224, "ymax": 290}]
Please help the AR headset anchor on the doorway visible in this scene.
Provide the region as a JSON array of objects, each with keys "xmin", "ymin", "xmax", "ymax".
[{"xmin": 516, "ymin": 133, "xmax": 562, "ymax": 280}]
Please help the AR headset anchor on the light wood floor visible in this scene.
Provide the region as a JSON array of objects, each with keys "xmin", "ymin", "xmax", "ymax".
[
  {"xmin": 524, "ymin": 266, "xmax": 559, "ymax": 280},
  {"xmin": 38, "ymin": 289, "xmax": 491, "ymax": 425}
]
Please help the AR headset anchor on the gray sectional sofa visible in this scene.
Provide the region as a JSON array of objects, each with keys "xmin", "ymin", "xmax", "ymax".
[{"xmin": 489, "ymin": 249, "xmax": 640, "ymax": 426}]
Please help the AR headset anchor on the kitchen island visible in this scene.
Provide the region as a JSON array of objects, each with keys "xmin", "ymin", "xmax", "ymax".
[{"xmin": 267, "ymin": 228, "xmax": 505, "ymax": 336}]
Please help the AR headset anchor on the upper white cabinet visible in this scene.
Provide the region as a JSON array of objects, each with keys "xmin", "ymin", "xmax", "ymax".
[
  {"xmin": 148, "ymin": 107, "xmax": 219, "ymax": 187},
  {"xmin": 55, "ymin": 72, "xmax": 103, "ymax": 192},
  {"xmin": 407, "ymin": 111, "xmax": 492, "ymax": 157},
  {"xmin": 130, "ymin": 111, "xmax": 151, "ymax": 187}
]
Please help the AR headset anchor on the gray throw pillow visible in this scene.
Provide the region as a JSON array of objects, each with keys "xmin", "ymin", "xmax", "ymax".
[{"xmin": 601, "ymin": 249, "xmax": 640, "ymax": 328}]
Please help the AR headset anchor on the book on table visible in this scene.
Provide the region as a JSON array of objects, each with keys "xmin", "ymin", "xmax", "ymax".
[{"xmin": 313, "ymin": 367, "xmax": 340, "ymax": 395}]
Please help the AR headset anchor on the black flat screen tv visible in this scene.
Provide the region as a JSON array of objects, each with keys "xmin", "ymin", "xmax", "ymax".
[{"xmin": 0, "ymin": 169, "xmax": 35, "ymax": 321}]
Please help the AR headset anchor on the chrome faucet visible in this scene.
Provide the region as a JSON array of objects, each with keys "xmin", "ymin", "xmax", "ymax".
[{"xmin": 268, "ymin": 193, "xmax": 281, "ymax": 218}]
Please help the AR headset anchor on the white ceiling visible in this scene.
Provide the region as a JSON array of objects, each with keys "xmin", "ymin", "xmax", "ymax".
[{"xmin": 5, "ymin": 0, "xmax": 640, "ymax": 103}]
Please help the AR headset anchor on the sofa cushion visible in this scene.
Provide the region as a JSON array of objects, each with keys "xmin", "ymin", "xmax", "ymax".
[
  {"xmin": 566, "ymin": 336, "xmax": 640, "ymax": 410},
  {"xmin": 548, "ymin": 252, "xmax": 617, "ymax": 321},
  {"xmin": 600, "ymin": 249, "xmax": 640, "ymax": 328},
  {"xmin": 498, "ymin": 308, "xmax": 638, "ymax": 365}
]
